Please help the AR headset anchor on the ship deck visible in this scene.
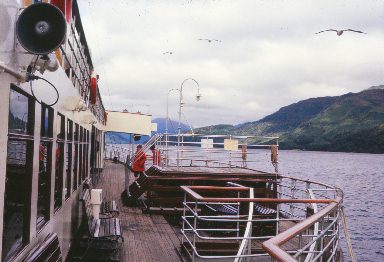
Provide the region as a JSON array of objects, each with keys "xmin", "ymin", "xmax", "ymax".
[
  {"xmin": 74, "ymin": 161, "xmax": 302, "ymax": 262},
  {"xmin": 99, "ymin": 160, "xmax": 183, "ymax": 262}
]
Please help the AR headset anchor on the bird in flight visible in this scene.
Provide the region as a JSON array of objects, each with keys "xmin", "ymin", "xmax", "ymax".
[
  {"xmin": 163, "ymin": 51, "xmax": 173, "ymax": 55},
  {"xmin": 198, "ymin": 38, "xmax": 222, "ymax": 43},
  {"xmin": 315, "ymin": 29, "xmax": 367, "ymax": 36}
]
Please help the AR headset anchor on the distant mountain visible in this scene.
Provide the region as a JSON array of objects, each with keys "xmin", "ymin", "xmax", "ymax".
[
  {"xmin": 152, "ymin": 118, "xmax": 190, "ymax": 134},
  {"xmin": 366, "ymin": 85, "xmax": 384, "ymax": 90},
  {"xmin": 105, "ymin": 132, "xmax": 133, "ymax": 144},
  {"xmin": 195, "ymin": 87, "xmax": 384, "ymax": 153}
]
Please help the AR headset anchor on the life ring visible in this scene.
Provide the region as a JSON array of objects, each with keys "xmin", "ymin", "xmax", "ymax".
[{"xmin": 89, "ymin": 71, "xmax": 97, "ymax": 104}]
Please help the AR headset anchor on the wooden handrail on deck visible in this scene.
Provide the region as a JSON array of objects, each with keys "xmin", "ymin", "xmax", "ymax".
[
  {"xmin": 181, "ymin": 186, "xmax": 336, "ymax": 204},
  {"xmin": 261, "ymin": 196, "xmax": 342, "ymax": 262}
]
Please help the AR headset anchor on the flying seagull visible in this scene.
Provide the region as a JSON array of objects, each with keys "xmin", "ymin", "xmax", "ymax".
[
  {"xmin": 163, "ymin": 51, "xmax": 173, "ymax": 55},
  {"xmin": 315, "ymin": 29, "xmax": 367, "ymax": 36},
  {"xmin": 198, "ymin": 38, "xmax": 222, "ymax": 43}
]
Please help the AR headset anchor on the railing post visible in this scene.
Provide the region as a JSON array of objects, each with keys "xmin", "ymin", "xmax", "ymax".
[
  {"xmin": 237, "ymin": 191, "xmax": 240, "ymax": 240},
  {"xmin": 125, "ymin": 153, "xmax": 131, "ymax": 196},
  {"xmin": 165, "ymin": 134, "xmax": 169, "ymax": 167},
  {"xmin": 320, "ymin": 217, "xmax": 325, "ymax": 261},
  {"xmin": 290, "ymin": 179, "xmax": 296, "ymax": 216},
  {"xmin": 182, "ymin": 192, "xmax": 186, "ymax": 245},
  {"xmin": 193, "ymin": 200, "xmax": 198, "ymax": 262}
]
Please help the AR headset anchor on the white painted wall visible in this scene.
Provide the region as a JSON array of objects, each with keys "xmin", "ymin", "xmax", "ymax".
[{"xmin": 105, "ymin": 111, "xmax": 153, "ymax": 136}]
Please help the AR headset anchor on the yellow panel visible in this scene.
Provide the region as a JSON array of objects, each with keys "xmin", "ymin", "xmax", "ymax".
[{"xmin": 224, "ymin": 139, "xmax": 239, "ymax": 151}]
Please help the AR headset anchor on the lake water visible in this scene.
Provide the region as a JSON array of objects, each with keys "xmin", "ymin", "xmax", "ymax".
[
  {"xmin": 108, "ymin": 144, "xmax": 383, "ymax": 261},
  {"xmin": 254, "ymin": 150, "xmax": 384, "ymax": 262},
  {"xmin": 176, "ymin": 148, "xmax": 384, "ymax": 261}
]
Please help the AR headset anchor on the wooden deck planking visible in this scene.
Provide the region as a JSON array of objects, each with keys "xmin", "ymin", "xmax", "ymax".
[
  {"xmin": 97, "ymin": 160, "xmax": 182, "ymax": 261},
  {"xmin": 97, "ymin": 161, "xmax": 300, "ymax": 261}
]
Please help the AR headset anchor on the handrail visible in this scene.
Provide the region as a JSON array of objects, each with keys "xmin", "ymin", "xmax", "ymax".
[
  {"xmin": 261, "ymin": 196, "xmax": 342, "ymax": 262},
  {"xmin": 234, "ymin": 188, "xmax": 254, "ymax": 262},
  {"xmin": 160, "ymin": 133, "xmax": 279, "ymax": 171},
  {"xmin": 304, "ymin": 189, "xmax": 319, "ymax": 262},
  {"xmin": 181, "ymin": 177, "xmax": 342, "ymax": 262},
  {"xmin": 127, "ymin": 133, "xmax": 163, "ymax": 164},
  {"xmin": 181, "ymin": 186, "xmax": 336, "ymax": 204}
]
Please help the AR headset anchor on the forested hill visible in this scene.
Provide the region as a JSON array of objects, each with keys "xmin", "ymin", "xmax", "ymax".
[{"xmin": 195, "ymin": 86, "xmax": 384, "ymax": 153}]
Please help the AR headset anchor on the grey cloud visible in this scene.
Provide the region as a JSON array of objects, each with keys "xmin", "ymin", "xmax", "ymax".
[{"xmin": 79, "ymin": 0, "xmax": 384, "ymax": 127}]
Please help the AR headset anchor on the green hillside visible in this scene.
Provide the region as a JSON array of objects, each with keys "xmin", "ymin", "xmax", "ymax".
[{"xmin": 195, "ymin": 87, "xmax": 384, "ymax": 153}]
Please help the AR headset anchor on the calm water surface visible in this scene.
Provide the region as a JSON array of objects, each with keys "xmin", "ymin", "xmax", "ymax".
[
  {"xmin": 112, "ymin": 145, "xmax": 383, "ymax": 261},
  {"xmin": 250, "ymin": 150, "xmax": 384, "ymax": 262}
]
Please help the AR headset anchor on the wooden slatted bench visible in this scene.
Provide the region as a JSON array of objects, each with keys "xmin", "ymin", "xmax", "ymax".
[
  {"xmin": 77, "ymin": 191, "xmax": 124, "ymax": 261},
  {"xmin": 82, "ymin": 184, "xmax": 119, "ymax": 218},
  {"xmin": 254, "ymin": 203, "xmax": 277, "ymax": 216},
  {"xmin": 22, "ymin": 233, "xmax": 62, "ymax": 262},
  {"xmin": 204, "ymin": 204, "xmax": 238, "ymax": 215}
]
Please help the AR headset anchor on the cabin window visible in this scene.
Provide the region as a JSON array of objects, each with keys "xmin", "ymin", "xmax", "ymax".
[
  {"xmin": 65, "ymin": 143, "xmax": 72, "ymax": 199},
  {"xmin": 54, "ymin": 142, "xmax": 64, "ymax": 211},
  {"xmin": 80, "ymin": 127, "xmax": 87, "ymax": 182},
  {"xmin": 40, "ymin": 105, "xmax": 53, "ymax": 138},
  {"xmin": 37, "ymin": 142, "xmax": 52, "ymax": 230},
  {"xmin": 55, "ymin": 113, "xmax": 65, "ymax": 204},
  {"xmin": 65, "ymin": 119, "xmax": 73, "ymax": 197},
  {"xmin": 57, "ymin": 113, "xmax": 65, "ymax": 140},
  {"xmin": 8, "ymin": 88, "xmax": 33, "ymax": 135},
  {"xmin": 73, "ymin": 143, "xmax": 79, "ymax": 191},
  {"xmin": 78, "ymin": 127, "xmax": 84, "ymax": 185},
  {"xmin": 74, "ymin": 123, "xmax": 79, "ymax": 142},
  {"xmin": 3, "ymin": 88, "xmax": 34, "ymax": 261},
  {"xmin": 85, "ymin": 130, "xmax": 90, "ymax": 181},
  {"xmin": 73, "ymin": 124, "xmax": 79, "ymax": 190},
  {"xmin": 82, "ymin": 128, "xmax": 87, "ymax": 182},
  {"xmin": 37, "ymin": 105, "xmax": 54, "ymax": 227},
  {"xmin": 67, "ymin": 119, "xmax": 73, "ymax": 141}
]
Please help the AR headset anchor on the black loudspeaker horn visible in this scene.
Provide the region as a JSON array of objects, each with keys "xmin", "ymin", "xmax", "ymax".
[{"xmin": 16, "ymin": 3, "xmax": 67, "ymax": 55}]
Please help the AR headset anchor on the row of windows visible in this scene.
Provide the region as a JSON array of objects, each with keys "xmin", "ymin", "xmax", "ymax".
[{"xmin": 2, "ymin": 87, "xmax": 98, "ymax": 261}]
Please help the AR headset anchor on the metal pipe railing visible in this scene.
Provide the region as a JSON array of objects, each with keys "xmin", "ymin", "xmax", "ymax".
[
  {"xmin": 262, "ymin": 197, "xmax": 342, "ymax": 262},
  {"xmin": 181, "ymin": 177, "xmax": 342, "ymax": 262}
]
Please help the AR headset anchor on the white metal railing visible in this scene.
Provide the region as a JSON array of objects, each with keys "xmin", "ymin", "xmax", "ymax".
[
  {"xmin": 104, "ymin": 133, "xmax": 163, "ymax": 164},
  {"xmin": 234, "ymin": 187, "xmax": 254, "ymax": 262},
  {"xmin": 181, "ymin": 177, "xmax": 342, "ymax": 262},
  {"xmin": 104, "ymin": 144, "xmax": 132, "ymax": 163},
  {"xmin": 160, "ymin": 133, "xmax": 279, "ymax": 172},
  {"xmin": 104, "ymin": 133, "xmax": 343, "ymax": 261},
  {"xmin": 105, "ymin": 133, "xmax": 278, "ymax": 173}
]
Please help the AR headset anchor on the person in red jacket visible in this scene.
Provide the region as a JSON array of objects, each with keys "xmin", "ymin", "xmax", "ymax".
[
  {"xmin": 132, "ymin": 144, "xmax": 146, "ymax": 178},
  {"xmin": 150, "ymin": 144, "xmax": 161, "ymax": 165}
]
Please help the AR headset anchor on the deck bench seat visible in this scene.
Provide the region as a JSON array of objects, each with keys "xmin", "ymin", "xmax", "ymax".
[
  {"xmin": 254, "ymin": 203, "xmax": 277, "ymax": 215},
  {"xmin": 77, "ymin": 189, "xmax": 124, "ymax": 261},
  {"xmin": 204, "ymin": 204, "xmax": 238, "ymax": 215},
  {"xmin": 81, "ymin": 188, "xmax": 119, "ymax": 218}
]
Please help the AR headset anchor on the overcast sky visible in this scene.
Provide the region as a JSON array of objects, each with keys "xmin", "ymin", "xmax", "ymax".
[{"xmin": 78, "ymin": 0, "xmax": 384, "ymax": 127}]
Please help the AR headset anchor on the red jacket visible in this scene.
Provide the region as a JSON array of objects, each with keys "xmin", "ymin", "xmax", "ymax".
[{"xmin": 132, "ymin": 150, "xmax": 146, "ymax": 172}]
